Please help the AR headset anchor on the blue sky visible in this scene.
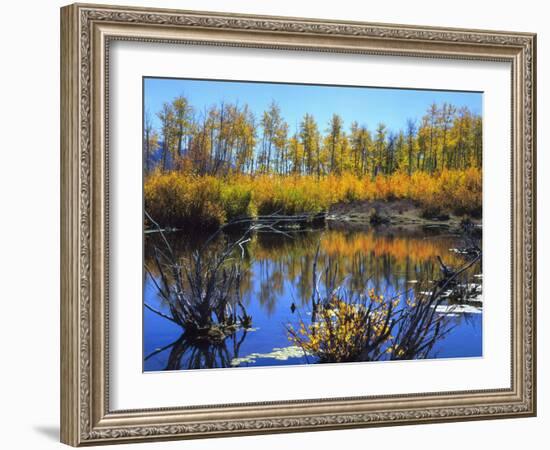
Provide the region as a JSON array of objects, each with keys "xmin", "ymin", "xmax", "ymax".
[{"xmin": 144, "ymin": 77, "xmax": 482, "ymax": 135}]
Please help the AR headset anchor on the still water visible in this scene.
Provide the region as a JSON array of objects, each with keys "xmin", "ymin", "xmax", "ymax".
[{"xmin": 143, "ymin": 226, "xmax": 482, "ymax": 371}]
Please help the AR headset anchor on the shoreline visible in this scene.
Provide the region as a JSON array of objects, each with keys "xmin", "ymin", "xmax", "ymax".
[
  {"xmin": 145, "ymin": 198, "xmax": 482, "ymax": 235},
  {"xmin": 327, "ymin": 198, "xmax": 481, "ymax": 232}
]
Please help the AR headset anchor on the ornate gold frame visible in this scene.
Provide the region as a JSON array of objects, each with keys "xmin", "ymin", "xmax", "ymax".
[{"xmin": 60, "ymin": 3, "xmax": 536, "ymax": 446}]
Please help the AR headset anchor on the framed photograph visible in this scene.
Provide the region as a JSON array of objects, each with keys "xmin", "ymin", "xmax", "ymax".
[{"xmin": 60, "ymin": 3, "xmax": 536, "ymax": 446}]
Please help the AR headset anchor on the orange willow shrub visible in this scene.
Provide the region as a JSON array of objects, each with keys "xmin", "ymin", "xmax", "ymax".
[
  {"xmin": 408, "ymin": 168, "xmax": 482, "ymax": 216},
  {"xmin": 253, "ymin": 175, "xmax": 334, "ymax": 215},
  {"xmin": 319, "ymin": 169, "xmax": 481, "ymax": 212},
  {"xmin": 144, "ymin": 171, "xmax": 254, "ymax": 229},
  {"xmin": 144, "ymin": 168, "xmax": 482, "ymax": 228},
  {"xmin": 447, "ymin": 167, "xmax": 482, "ymax": 216}
]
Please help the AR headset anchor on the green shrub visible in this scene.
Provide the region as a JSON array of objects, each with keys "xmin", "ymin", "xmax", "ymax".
[{"xmin": 220, "ymin": 184, "xmax": 254, "ymax": 221}]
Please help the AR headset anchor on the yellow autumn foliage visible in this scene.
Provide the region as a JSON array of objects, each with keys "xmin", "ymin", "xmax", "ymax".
[
  {"xmin": 144, "ymin": 168, "xmax": 482, "ymax": 228},
  {"xmin": 287, "ymin": 290, "xmax": 394, "ymax": 363}
]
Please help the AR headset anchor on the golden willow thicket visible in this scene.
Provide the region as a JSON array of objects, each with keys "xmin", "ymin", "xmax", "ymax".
[{"xmin": 144, "ymin": 95, "xmax": 482, "ymax": 228}]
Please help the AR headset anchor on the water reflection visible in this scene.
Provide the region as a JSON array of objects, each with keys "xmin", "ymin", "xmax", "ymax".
[
  {"xmin": 145, "ymin": 330, "xmax": 249, "ymax": 371},
  {"xmin": 143, "ymin": 226, "xmax": 482, "ymax": 371}
]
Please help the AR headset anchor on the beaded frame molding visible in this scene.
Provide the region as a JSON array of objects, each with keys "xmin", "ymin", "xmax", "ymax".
[{"xmin": 60, "ymin": 3, "xmax": 536, "ymax": 446}]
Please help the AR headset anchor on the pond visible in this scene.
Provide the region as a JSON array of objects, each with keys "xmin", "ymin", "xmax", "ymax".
[{"xmin": 143, "ymin": 225, "xmax": 482, "ymax": 371}]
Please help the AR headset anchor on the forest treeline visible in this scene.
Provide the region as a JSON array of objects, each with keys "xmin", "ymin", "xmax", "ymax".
[
  {"xmin": 144, "ymin": 94, "xmax": 482, "ymax": 228},
  {"xmin": 144, "ymin": 96, "xmax": 482, "ymax": 177}
]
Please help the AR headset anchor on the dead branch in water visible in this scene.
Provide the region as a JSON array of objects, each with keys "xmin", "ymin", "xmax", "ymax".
[
  {"xmin": 144, "ymin": 211, "xmax": 294, "ymax": 340},
  {"xmin": 289, "ymin": 232, "xmax": 482, "ymax": 363}
]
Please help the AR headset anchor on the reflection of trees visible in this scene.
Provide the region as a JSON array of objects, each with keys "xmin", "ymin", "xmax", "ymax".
[
  {"xmin": 145, "ymin": 227, "xmax": 481, "ymax": 319},
  {"xmin": 144, "ymin": 222, "xmax": 482, "ymax": 368},
  {"xmin": 289, "ymin": 235, "xmax": 482, "ymax": 363},
  {"xmin": 145, "ymin": 330, "xmax": 248, "ymax": 370},
  {"xmin": 143, "ymin": 214, "xmax": 263, "ymax": 344},
  {"xmin": 143, "ymin": 214, "xmax": 314, "ymax": 370},
  {"xmin": 249, "ymin": 229, "xmax": 480, "ymax": 314},
  {"xmin": 257, "ymin": 260, "xmax": 283, "ymax": 315}
]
